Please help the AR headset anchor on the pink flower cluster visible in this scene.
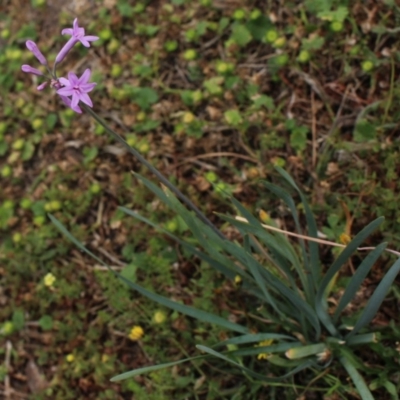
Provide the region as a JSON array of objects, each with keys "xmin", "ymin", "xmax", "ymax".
[{"xmin": 21, "ymin": 19, "xmax": 98, "ymax": 113}]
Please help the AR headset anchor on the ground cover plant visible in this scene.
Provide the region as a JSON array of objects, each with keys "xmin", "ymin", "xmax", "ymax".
[{"xmin": 1, "ymin": 0, "xmax": 400, "ymax": 399}]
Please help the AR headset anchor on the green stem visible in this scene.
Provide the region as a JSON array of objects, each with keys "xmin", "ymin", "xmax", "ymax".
[{"xmin": 82, "ymin": 104, "xmax": 225, "ymax": 239}]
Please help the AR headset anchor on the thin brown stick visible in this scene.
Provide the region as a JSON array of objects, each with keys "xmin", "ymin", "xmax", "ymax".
[{"xmin": 235, "ymin": 216, "xmax": 400, "ymax": 257}]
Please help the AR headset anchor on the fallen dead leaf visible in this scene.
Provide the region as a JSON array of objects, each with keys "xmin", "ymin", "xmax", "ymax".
[{"xmin": 26, "ymin": 359, "xmax": 48, "ymax": 394}]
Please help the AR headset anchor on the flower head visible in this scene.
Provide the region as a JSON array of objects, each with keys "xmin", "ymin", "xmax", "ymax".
[
  {"xmin": 55, "ymin": 19, "xmax": 99, "ymax": 64},
  {"xmin": 153, "ymin": 310, "xmax": 167, "ymax": 324},
  {"xmin": 25, "ymin": 40, "xmax": 47, "ymax": 65},
  {"xmin": 43, "ymin": 273, "xmax": 56, "ymax": 287},
  {"xmin": 128, "ymin": 325, "xmax": 144, "ymax": 341},
  {"xmin": 56, "ymin": 69, "xmax": 96, "ymax": 113}
]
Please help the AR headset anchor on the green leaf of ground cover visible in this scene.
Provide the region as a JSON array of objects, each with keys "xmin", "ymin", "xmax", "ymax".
[
  {"xmin": 301, "ymin": 36, "xmax": 325, "ymax": 51},
  {"xmin": 354, "ymin": 120, "xmax": 377, "ymax": 142},
  {"xmin": 39, "ymin": 315, "xmax": 53, "ymax": 331},
  {"xmin": 246, "ymin": 16, "xmax": 272, "ymax": 40},
  {"xmin": 21, "ymin": 142, "xmax": 35, "ymax": 161},
  {"xmin": 230, "ymin": 23, "xmax": 252, "ymax": 46},
  {"xmin": 123, "ymin": 86, "xmax": 159, "ymax": 110}
]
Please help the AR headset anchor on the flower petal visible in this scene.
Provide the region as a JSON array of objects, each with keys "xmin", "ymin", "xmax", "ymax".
[
  {"xmin": 58, "ymin": 77, "xmax": 70, "ymax": 87},
  {"xmin": 59, "ymin": 94, "xmax": 71, "ymax": 107},
  {"xmin": 67, "ymin": 71, "xmax": 79, "ymax": 85},
  {"xmin": 72, "ymin": 105, "xmax": 82, "ymax": 113},
  {"xmin": 79, "ymin": 39, "xmax": 90, "ymax": 47},
  {"xmin": 57, "ymin": 87, "xmax": 75, "ymax": 96},
  {"xmin": 84, "ymin": 35, "xmax": 99, "ymax": 42},
  {"xmin": 80, "ymin": 83, "xmax": 97, "ymax": 92},
  {"xmin": 78, "ymin": 69, "xmax": 91, "ymax": 85},
  {"xmin": 79, "ymin": 93, "xmax": 93, "ymax": 107},
  {"xmin": 71, "ymin": 93, "xmax": 80, "ymax": 110},
  {"xmin": 72, "ymin": 18, "xmax": 79, "ymax": 34},
  {"xmin": 61, "ymin": 28, "xmax": 73, "ymax": 35}
]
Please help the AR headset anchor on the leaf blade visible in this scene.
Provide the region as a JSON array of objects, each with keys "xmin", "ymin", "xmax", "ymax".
[
  {"xmin": 49, "ymin": 214, "xmax": 249, "ymax": 334},
  {"xmin": 346, "ymin": 255, "xmax": 400, "ymax": 339}
]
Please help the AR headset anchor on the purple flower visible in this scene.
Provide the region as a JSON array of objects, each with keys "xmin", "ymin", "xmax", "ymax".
[
  {"xmin": 21, "ymin": 64, "xmax": 44, "ymax": 76},
  {"xmin": 56, "ymin": 69, "xmax": 97, "ymax": 113},
  {"xmin": 55, "ymin": 19, "xmax": 99, "ymax": 64},
  {"xmin": 26, "ymin": 40, "xmax": 47, "ymax": 65}
]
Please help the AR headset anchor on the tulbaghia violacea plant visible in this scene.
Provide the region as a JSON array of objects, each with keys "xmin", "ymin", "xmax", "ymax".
[
  {"xmin": 23, "ymin": 20, "xmax": 400, "ymax": 400},
  {"xmin": 50, "ymin": 167, "xmax": 400, "ymax": 400}
]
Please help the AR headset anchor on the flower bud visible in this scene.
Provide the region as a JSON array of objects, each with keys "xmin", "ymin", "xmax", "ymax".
[
  {"xmin": 37, "ymin": 82, "xmax": 48, "ymax": 91},
  {"xmin": 21, "ymin": 64, "xmax": 44, "ymax": 76},
  {"xmin": 25, "ymin": 40, "xmax": 47, "ymax": 65}
]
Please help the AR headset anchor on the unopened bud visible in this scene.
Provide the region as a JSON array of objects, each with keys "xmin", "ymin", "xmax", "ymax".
[
  {"xmin": 21, "ymin": 64, "xmax": 44, "ymax": 76},
  {"xmin": 26, "ymin": 40, "xmax": 47, "ymax": 65}
]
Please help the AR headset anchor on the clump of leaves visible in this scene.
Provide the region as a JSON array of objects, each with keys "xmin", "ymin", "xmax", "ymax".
[{"xmin": 52, "ymin": 167, "xmax": 400, "ymax": 400}]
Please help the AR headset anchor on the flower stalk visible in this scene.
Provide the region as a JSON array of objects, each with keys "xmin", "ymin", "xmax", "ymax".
[{"xmin": 82, "ymin": 104, "xmax": 224, "ymax": 239}]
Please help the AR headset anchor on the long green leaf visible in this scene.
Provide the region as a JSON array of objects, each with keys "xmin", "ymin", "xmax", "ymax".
[
  {"xmin": 383, "ymin": 381, "xmax": 399, "ymax": 400},
  {"xmin": 346, "ymin": 255, "xmax": 400, "ymax": 339},
  {"xmin": 220, "ymin": 238, "xmax": 284, "ymax": 315},
  {"xmin": 134, "ymin": 175, "xmax": 218, "ymax": 254},
  {"xmin": 219, "ymin": 215, "xmax": 321, "ymax": 338},
  {"xmin": 229, "ymin": 198, "xmax": 303, "ymax": 277},
  {"xmin": 118, "ymin": 206, "xmax": 253, "ymax": 282},
  {"xmin": 334, "ymin": 243, "xmax": 387, "ymax": 322},
  {"xmin": 216, "ymin": 333, "xmax": 296, "ymax": 347},
  {"xmin": 275, "ymin": 166, "xmax": 321, "ymax": 289},
  {"xmin": 315, "ymin": 217, "xmax": 384, "ymax": 336},
  {"xmin": 229, "ymin": 199, "xmax": 301, "ymax": 293},
  {"xmin": 346, "ymin": 333, "xmax": 378, "ymax": 346},
  {"xmin": 218, "ymin": 212, "xmax": 304, "ymax": 296},
  {"xmin": 230, "ymin": 341, "xmax": 302, "ymax": 357},
  {"xmin": 49, "ymin": 214, "xmax": 249, "ymax": 334},
  {"xmin": 285, "ymin": 343, "xmax": 327, "ymax": 359},
  {"xmin": 263, "ymin": 182, "xmax": 314, "ymax": 300},
  {"xmin": 266, "ymin": 355, "xmax": 304, "ymax": 368},
  {"xmin": 339, "ymin": 354, "xmax": 374, "ymax": 400},
  {"xmin": 111, "ymin": 355, "xmax": 204, "ymax": 381},
  {"xmin": 197, "ymin": 345, "xmax": 314, "ymax": 382},
  {"xmin": 145, "ymin": 182, "xmax": 280, "ymax": 310}
]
